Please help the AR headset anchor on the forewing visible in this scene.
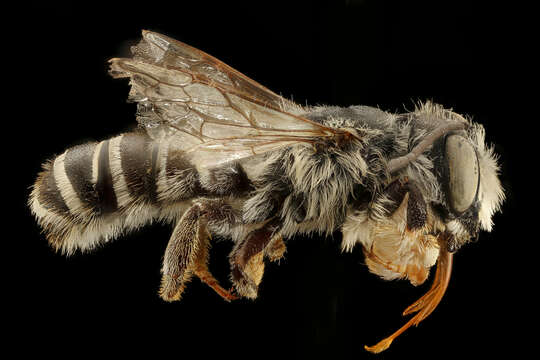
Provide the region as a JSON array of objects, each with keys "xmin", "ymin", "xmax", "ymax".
[{"xmin": 109, "ymin": 30, "xmax": 337, "ymax": 167}]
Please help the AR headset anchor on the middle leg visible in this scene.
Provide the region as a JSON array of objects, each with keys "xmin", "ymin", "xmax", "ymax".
[{"xmin": 230, "ymin": 218, "xmax": 282, "ymax": 299}]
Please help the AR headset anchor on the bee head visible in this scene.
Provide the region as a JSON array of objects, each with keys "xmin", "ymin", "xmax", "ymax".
[{"xmin": 434, "ymin": 121, "xmax": 504, "ymax": 252}]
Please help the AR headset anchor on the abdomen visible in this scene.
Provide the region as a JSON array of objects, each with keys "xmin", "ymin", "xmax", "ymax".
[{"xmin": 29, "ymin": 131, "xmax": 203, "ymax": 254}]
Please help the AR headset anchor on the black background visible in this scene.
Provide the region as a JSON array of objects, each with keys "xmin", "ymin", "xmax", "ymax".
[{"xmin": 11, "ymin": 1, "xmax": 527, "ymax": 359}]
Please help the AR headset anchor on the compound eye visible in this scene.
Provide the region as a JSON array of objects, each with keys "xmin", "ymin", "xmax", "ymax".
[{"xmin": 445, "ymin": 135, "xmax": 479, "ymax": 214}]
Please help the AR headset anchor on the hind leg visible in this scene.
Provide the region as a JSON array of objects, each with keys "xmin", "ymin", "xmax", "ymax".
[
  {"xmin": 159, "ymin": 199, "xmax": 236, "ymax": 302},
  {"xmin": 192, "ymin": 226, "xmax": 238, "ymax": 302}
]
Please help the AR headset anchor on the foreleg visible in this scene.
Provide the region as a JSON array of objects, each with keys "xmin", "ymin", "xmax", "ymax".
[{"xmin": 383, "ymin": 177, "xmax": 427, "ymax": 231}]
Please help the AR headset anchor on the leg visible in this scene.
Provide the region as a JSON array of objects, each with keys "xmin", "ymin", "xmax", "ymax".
[
  {"xmin": 234, "ymin": 234, "xmax": 286, "ymax": 296},
  {"xmin": 383, "ymin": 177, "xmax": 427, "ymax": 231},
  {"xmin": 192, "ymin": 226, "xmax": 238, "ymax": 302},
  {"xmin": 159, "ymin": 199, "xmax": 237, "ymax": 302},
  {"xmin": 230, "ymin": 218, "xmax": 281, "ymax": 299},
  {"xmin": 159, "ymin": 205, "xmax": 200, "ymax": 302},
  {"xmin": 405, "ymin": 181, "xmax": 427, "ymax": 231},
  {"xmin": 264, "ymin": 234, "xmax": 286, "ymax": 263}
]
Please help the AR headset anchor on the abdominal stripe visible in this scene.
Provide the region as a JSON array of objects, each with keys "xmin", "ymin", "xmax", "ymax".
[
  {"xmin": 95, "ymin": 140, "xmax": 118, "ymax": 213},
  {"xmin": 120, "ymin": 132, "xmax": 158, "ymax": 204},
  {"xmin": 38, "ymin": 161, "xmax": 70, "ymax": 215},
  {"xmin": 64, "ymin": 142, "xmax": 99, "ymax": 209}
]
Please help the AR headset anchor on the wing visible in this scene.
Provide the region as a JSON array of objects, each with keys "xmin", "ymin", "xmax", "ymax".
[{"xmin": 109, "ymin": 30, "xmax": 342, "ymax": 167}]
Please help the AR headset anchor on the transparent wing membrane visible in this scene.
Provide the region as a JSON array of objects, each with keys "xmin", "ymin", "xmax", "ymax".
[{"xmin": 110, "ymin": 30, "xmax": 338, "ymax": 167}]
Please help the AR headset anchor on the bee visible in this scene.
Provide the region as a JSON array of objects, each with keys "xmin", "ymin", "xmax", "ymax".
[{"xmin": 29, "ymin": 30, "xmax": 504, "ymax": 353}]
